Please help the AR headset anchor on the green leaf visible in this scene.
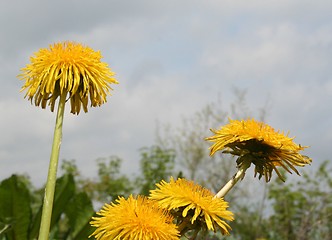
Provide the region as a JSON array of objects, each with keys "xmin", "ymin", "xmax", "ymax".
[
  {"xmin": 65, "ymin": 192, "xmax": 95, "ymax": 239},
  {"xmin": 0, "ymin": 175, "xmax": 32, "ymax": 240},
  {"xmin": 29, "ymin": 174, "xmax": 75, "ymax": 239}
]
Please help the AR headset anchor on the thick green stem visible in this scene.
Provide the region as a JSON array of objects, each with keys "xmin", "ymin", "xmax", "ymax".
[
  {"xmin": 214, "ymin": 157, "xmax": 251, "ymax": 199},
  {"xmin": 38, "ymin": 93, "xmax": 66, "ymax": 240},
  {"xmin": 177, "ymin": 217, "xmax": 192, "ymax": 237}
]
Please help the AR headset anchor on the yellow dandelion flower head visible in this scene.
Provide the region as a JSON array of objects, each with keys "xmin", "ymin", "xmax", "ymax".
[
  {"xmin": 90, "ymin": 195, "xmax": 179, "ymax": 240},
  {"xmin": 206, "ymin": 118, "xmax": 312, "ymax": 181},
  {"xmin": 149, "ymin": 177, "xmax": 234, "ymax": 235},
  {"xmin": 18, "ymin": 41, "xmax": 118, "ymax": 114}
]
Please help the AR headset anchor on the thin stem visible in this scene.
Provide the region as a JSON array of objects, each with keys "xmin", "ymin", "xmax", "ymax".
[
  {"xmin": 38, "ymin": 93, "xmax": 66, "ymax": 240},
  {"xmin": 214, "ymin": 157, "xmax": 251, "ymax": 199},
  {"xmin": 177, "ymin": 217, "xmax": 191, "ymax": 235}
]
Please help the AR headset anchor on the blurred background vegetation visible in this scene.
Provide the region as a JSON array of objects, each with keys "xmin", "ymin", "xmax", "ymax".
[{"xmin": 1, "ymin": 90, "xmax": 331, "ymax": 240}]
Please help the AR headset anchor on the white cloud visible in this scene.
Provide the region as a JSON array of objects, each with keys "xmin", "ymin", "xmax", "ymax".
[{"xmin": 1, "ymin": 0, "xmax": 331, "ymax": 186}]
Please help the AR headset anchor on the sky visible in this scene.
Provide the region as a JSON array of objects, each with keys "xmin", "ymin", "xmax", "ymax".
[{"xmin": 1, "ymin": 0, "xmax": 331, "ymax": 187}]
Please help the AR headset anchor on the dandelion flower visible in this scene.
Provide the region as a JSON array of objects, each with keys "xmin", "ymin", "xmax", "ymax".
[
  {"xmin": 19, "ymin": 41, "xmax": 118, "ymax": 114},
  {"xmin": 149, "ymin": 177, "xmax": 234, "ymax": 235},
  {"xmin": 206, "ymin": 118, "xmax": 312, "ymax": 181},
  {"xmin": 90, "ymin": 195, "xmax": 179, "ymax": 240}
]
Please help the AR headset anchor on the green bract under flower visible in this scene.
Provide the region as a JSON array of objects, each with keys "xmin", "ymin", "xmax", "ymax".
[{"xmin": 18, "ymin": 41, "xmax": 118, "ymax": 114}]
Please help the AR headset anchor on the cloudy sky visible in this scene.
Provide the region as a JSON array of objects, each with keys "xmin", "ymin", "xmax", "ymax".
[{"xmin": 1, "ymin": 0, "xmax": 331, "ymax": 187}]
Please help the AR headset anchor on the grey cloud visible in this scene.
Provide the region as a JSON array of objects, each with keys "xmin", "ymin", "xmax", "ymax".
[{"xmin": 1, "ymin": 0, "xmax": 331, "ymax": 185}]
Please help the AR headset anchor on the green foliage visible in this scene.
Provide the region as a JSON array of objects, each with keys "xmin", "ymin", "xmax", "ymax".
[
  {"xmin": 64, "ymin": 192, "xmax": 95, "ymax": 240},
  {"xmin": 136, "ymin": 145, "xmax": 175, "ymax": 195},
  {"xmin": 94, "ymin": 156, "xmax": 133, "ymax": 202},
  {"xmin": 266, "ymin": 161, "xmax": 332, "ymax": 240},
  {"xmin": 226, "ymin": 161, "xmax": 332, "ymax": 240},
  {"xmin": 2, "ymin": 156, "xmax": 331, "ymax": 240},
  {"xmin": 0, "ymin": 175, "xmax": 31, "ymax": 240},
  {"xmin": 0, "ymin": 174, "xmax": 95, "ymax": 240},
  {"xmin": 61, "ymin": 160, "xmax": 80, "ymax": 177},
  {"xmin": 60, "ymin": 147, "xmax": 176, "ymax": 205},
  {"xmin": 67, "ymin": 156, "xmax": 134, "ymax": 204},
  {"xmin": 227, "ymin": 203, "xmax": 268, "ymax": 240}
]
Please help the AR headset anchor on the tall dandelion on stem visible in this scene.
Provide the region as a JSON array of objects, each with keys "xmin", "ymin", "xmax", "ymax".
[
  {"xmin": 18, "ymin": 42, "xmax": 118, "ymax": 240},
  {"xmin": 206, "ymin": 119, "xmax": 312, "ymax": 198}
]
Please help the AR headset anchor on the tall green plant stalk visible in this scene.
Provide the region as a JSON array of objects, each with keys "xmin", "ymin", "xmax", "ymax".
[{"xmin": 38, "ymin": 93, "xmax": 66, "ymax": 240}]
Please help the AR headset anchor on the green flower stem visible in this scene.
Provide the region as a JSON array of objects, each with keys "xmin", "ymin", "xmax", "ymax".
[
  {"xmin": 213, "ymin": 157, "xmax": 251, "ymax": 199},
  {"xmin": 177, "ymin": 216, "xmax": 191, "ymax": 236},
  {"xmin": 38, "ymin": 93, "xmax": 66, "ymax": 240}
]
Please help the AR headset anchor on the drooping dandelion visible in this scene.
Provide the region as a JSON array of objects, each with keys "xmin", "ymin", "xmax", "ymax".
[
  {"xmin": 149, "ymin": 177, "xmax": 234, "ymax": 237},
  {"xmin": 206, "ymin": 118, "xmax": 312, "ymax": 197},
  {"xmin": 90, "ymin": 195, "xmax": 180, "ymax": 240}
]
